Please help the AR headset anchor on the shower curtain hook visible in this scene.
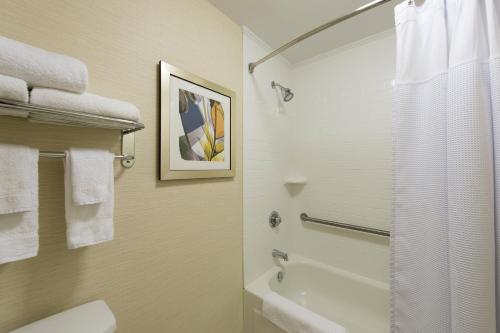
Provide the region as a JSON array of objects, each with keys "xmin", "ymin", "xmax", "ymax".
[{"xmin": 408, "ymin": 0, "xmax": 414, "ymax": 5}]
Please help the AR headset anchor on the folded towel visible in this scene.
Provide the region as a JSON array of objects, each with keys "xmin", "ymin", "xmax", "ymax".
[
  {"xmin": 0, "ymin": 211, "xmax": 39, "ymax": 265},
  {"xmin": 0, "ymin": 36, "xmax": 88, "ymax": 94},
  {"xmin": 0, "ymin": 75, "xmax": 29, "ymax": 117},
  {"xmin": 68, "ymin": 148, "xmax": 114, "ymax": 205},
  {"xmin": 30, "ymin": 88, "xmax": 140, "ymax": 122},
  {"xmin": 0, "ymin": 144, "xmax": 38, "ymax": 214},
  {"xmin": 0, "ymin": 74, "xmax": 29, "ymax": 103},
  {"xmin": 0, "ymin": 144, "xmax": 39, "ymax": 264},
  {"xmin": 262, "ymin": 292, "xmax": 347, "ymax": 333},
  {"xmin": 64, "ymin": 149, "xmax": 114, "ymax": 249}
]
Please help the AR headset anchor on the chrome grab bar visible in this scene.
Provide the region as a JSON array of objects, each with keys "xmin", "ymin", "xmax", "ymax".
[{"xmin": 300, "ymin": 213, "xmax": 390, "ymax": 237}]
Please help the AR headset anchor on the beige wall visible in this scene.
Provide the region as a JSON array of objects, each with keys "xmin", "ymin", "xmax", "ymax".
[{"xmin": 0, "ymin": 1, "xmax": 243, "ymax": 332}]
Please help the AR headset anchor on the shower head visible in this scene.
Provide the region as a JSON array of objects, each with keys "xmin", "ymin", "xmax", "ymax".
[
  {"xmin": 271, "ymin": 81, "xmax": 294, "ymax": 102},
  {"xmin": 282, "ymin": 89, "xmax": 294, "ymax": 102}
]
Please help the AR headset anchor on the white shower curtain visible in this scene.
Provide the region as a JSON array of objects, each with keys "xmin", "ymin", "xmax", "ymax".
[{"xmin": 392, "ymin": 0, "xmax": 500, "ymax": 332}]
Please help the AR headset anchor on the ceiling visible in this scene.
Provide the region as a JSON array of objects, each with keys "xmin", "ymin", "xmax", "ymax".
[{"xmin": 208, "ymin": 0, "xmax": 399, "ymax": 64}]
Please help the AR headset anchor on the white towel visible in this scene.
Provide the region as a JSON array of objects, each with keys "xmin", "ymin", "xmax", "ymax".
[
  {"xmin": 30, "ymin": 88, "xmax": 141, "ymax": 122},
  {"xmin": 0, "ymin": 144, "xmax": 38, "ymax": 214},
  {"xmin": 64, "ymin": 149, "xmax": 115, "ymax": 249},
  {"xmin": 68, "ymin": 148, "xmax": 114, "ymax": 205},
  {"xmin": 0, "ymin": 35, "xmax": 88, "ymax": 94},
  {"xmin": 0, "ymin": 74, "xmax": 29, "ymax": 103},
  {"xmin": 0, "ymin": 144, "xmax": 39, "ymax": 264},
  {"xmin": 262, "ymin": 292, "xmax": 347, "ymax": 333}
]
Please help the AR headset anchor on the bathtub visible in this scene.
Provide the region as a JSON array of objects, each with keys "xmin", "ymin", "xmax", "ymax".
[{"xmin": 244, "ymin": 255, "xmax": 389, "ymax": 333}]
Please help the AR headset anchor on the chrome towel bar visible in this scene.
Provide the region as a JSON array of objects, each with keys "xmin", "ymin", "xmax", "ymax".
[
  {"xmin": 300, "ymin": 213, "xmax": 390, "ymax": 237},
  {"xmin": 39, "ymin": 151, "xmax": 134, "ymax": 161}
]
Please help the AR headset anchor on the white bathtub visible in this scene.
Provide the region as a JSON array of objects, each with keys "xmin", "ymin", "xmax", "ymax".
[{"xmin": 244, "ymin": 255, "xmax": 389, "ymax": 333}]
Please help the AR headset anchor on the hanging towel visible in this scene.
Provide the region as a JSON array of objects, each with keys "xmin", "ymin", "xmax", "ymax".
[
  {"xmin": 0, "ymin": 74, "xmax": 29, "ymax": 103},
  {"xmin": 68, "ymin": 148, "xmax": 114, "ymax": 205},
  {"xmin": 0, "ymin": 144, "xmax": 39, "ymax": 264},
  {"xmin": 0, "ymin": 36, "xmax": 88, "ymax": 94},
  {"xmin": 64, "ymin": 148, "xmax": 115, "ymax": 249},
  {"xmin": 30, "ymin": 88, "xmax": 140, "ymax": 122},
  {"xmin": 262, "ymin": 292, "xmax": 347, "ymax": 333}
]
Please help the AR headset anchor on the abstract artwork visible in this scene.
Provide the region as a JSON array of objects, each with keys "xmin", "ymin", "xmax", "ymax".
[
  {"xmin": 178, "ymin": 89, "xmax": 225, "ymax": 162},
  {"xmin": 159, "ymin": 61, "xmax": 235, "ymax": 180}
]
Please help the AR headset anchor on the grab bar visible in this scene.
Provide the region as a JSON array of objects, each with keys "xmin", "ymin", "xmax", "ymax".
[{"xmin": 300, "ymin": 213, "xmax": 390, "ymax": 237}]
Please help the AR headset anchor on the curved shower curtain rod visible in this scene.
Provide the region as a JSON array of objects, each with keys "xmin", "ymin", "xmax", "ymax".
[{"xmin": 248, "ymin": 0, "xmax": 395, "ymax": 74}]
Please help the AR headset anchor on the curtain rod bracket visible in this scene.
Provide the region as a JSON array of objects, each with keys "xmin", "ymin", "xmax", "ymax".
[{"xmin": 248, "ymin": 63, "xmax": 256, "ymax": 74}]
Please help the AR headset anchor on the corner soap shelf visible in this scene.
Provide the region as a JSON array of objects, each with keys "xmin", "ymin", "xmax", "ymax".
[
  {"xmin": 0, "ymin": 98, "xmax": 145, "ymax": 168},
  {"xmin": 284, "ymin": 177, "xmax": 307, "ymax": 185}
]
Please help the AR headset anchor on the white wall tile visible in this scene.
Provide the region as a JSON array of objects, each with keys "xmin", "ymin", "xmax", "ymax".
[
  {"xmin": 244, "ymin": 28, "xmax": 395, "ymax": 284},
  {"xmin": 243, "ymin": 28, "xmax": 294, "ymax": 284}
]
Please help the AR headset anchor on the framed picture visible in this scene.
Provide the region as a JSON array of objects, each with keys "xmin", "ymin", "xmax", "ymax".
[{"xmin": 159, "ymin": 61, "xmax": 236, "ymax": 180}]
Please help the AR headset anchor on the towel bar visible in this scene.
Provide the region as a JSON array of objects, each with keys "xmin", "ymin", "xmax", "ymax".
[
  {"xmin": 0, "ymin": 99, "xmax": 144, "ymax": 168},
  {"xmin": 39, "ymin": 151, "xmax": 134, "ymax": 161}
]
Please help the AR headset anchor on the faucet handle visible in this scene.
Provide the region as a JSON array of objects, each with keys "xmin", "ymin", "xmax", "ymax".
[{"xmin": 269, "ymin": 211, "xmax": 282, "ymax": 228}]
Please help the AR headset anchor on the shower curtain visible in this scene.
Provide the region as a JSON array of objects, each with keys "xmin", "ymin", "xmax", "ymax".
[{"xmin": 392, "ymin": 0, "xmax": 500, "ymax": 332}]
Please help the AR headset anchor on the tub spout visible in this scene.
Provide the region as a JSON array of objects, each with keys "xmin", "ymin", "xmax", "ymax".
[{"xmin": 272, "ymin": 249, "xmax": 288, "ymax": 261}]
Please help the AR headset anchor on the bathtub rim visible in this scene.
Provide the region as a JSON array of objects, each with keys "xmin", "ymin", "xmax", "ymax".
[{"xmin": 245, "ymin": 254, "xmax": 389, "ymax": 300}]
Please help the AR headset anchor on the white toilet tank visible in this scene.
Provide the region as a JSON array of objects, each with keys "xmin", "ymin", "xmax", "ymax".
[{"xmin": 9, "ymin": 300, "xmax": 116, "ymax": 333}]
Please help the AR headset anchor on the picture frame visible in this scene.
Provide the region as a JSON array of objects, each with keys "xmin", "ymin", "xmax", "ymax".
[{"xmin": 159, "ymin": 61, "xmax": 236, "ymax": 180}]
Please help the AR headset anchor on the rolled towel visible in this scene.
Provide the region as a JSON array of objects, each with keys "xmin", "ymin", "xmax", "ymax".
[
  {"xmin": 0, "ymin": 144, "xmax": 39, "ymax": 264},
  {"xmin": 262, "ymin": 292, "xmax": 347, "ymax": 333},
  {"xmin": 30, "ymin": 88, "xmax": 141, "ymax": 122},
  {"xmin": 0, "ymin": 35, "xmax": 88, "ymax": 93},
  {"xmin": 64, "ymin": 148, "xmax": 115, "ymax": 249},
  {"xmin": 0, "ymin": 74, "xmax": 29, "ymax": 103}
]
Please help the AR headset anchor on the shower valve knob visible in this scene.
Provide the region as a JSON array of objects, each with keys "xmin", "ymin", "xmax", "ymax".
[{"xmin": 269, "ymin": 211, "xmax": 282, "ymax": 228}]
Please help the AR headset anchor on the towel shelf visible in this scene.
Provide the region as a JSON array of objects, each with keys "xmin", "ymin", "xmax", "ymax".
[
  {"xmin": 0, "ymin": 99, "xmax": 144, "ymax": 132},
  {"xmin": 0, "ymin": 98, "xmax": 145, "ymax": 168}
]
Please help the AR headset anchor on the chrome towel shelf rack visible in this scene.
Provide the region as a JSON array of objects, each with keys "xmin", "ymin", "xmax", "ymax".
[
  {"xmin": 300, "ymin": 213, "xmax": 390, "ymax": 237},
  {"xmin": 0, "ymin": 98, "xmax": 145, "ymax": 168}
]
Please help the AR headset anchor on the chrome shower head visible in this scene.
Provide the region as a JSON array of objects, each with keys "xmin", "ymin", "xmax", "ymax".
[
  {"xmin": 271, "ymin": 81, "xmax": 294, "ymax": 102},
  {"xmin": 282, "ymin": 88, "xmax": 294, "ymax": 102}
]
